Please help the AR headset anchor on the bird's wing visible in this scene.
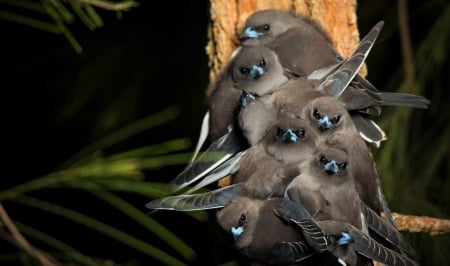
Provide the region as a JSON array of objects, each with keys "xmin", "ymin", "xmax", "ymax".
[
  {"xmin": 315, "ymin": 21, "xmax": 384, "ymax": 99},
  {"xmin": 146, "ymin": 183, "xmax": 245, "ymax": 211},
  {"xmin": 168, "ymin": 128, "xmax": 244, "ymax": 194},
  {"xmin": 361, "ymin": 203, "xmax": 416, "ymax": 256}
]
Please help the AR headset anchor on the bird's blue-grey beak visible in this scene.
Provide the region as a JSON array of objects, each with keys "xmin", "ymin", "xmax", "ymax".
[
  {"xmin": 249, "ymin": 65, "xmax": 264, "ymax": 78},
  {"xmin": 241, "ymin": 27, "xmax": 259, "ymax": 39},
  {"xmin": 240, "ymin": 90, "xmax": 256, "ymax": 107},
  {"xmin": 281, "ymin": 129, "xmax": 299, "ymax": 143},
  {"xmin": 231, "ymin": 226, "xmax": 244, "ymax": 240},
  {"xmin": 337, "ymin": 232, "xmax": 353, "ymax": 246},
  {"xmin": 324, "ymin": 160, "xmax": 339, "ymax": 174},
  {"xmin": 317, "ymin": 116, "xmax": 333, "ymax": 130}
]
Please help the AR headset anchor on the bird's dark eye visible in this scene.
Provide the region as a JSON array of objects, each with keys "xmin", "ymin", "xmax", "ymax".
[
  {"xmin": 339, "ymin": 162, "xmax": 347, "ymax": 170},
  {"xmin": 240, "ymin": 67, "xmax": 249, "ymax": 75},
  {"xmin": 259, "ymin": 59, "xmax": 266, "ymax": 67},
  {"xmin": 296, "ymin": 129, "xmax": 306, "ymax": 139},
  {"xmin": 313, "ymin": 108, "xmax": 321, "ymax": 119},
  {"xmin": 331, "ymin": 115, "xmax": 341, "ymax": 124},
  {"xmin": 263, "ymin": 24, "xmax": 270, "ymax": 31},
  {"xmin": 239, "ymin": 214, "xmax": 246, "ymax": 226},
  {"xmin": 276, "ymin": 128, "xmax": 284, "ymax": 138},
  {"xmin": 319, "ymin": 155, "xmax": 327, "ymax": 164}
]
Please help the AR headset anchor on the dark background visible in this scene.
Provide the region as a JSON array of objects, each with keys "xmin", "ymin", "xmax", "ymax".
[{"xmin": 1, "ymin": 0, "xmax": 449, "ymax": 265}]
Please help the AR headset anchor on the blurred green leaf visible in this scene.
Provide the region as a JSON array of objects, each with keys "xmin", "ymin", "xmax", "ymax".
[
  {"xmin": 14, "ymin": 221, "xmax": 99, "ymax": 265},
  {"xmin": 59, "ymin": 105, "xmax": 180, "ymax": 169},
  {"xmin": 0, "ymin": 0, "xmax": 140, "ymax": 53},
  {"xmin": 13, "ymin": 195, "xmax": 188, "ymax": 266},
  {"xmin": 81, "ymin": 185, "xmax": 197, "ymax": 261},
  {"xmin": 0, "ymin": 158, "xmax": 142, "ymax": 201}
]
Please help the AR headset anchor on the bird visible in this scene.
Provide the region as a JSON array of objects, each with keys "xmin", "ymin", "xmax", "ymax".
[
  {"xmin": 283, "ymin": 142, "xmax": 364, "ymax": 229},
  {"xmin": 325, "ymin": 131, "xmax": 395, "ymax": 227},
  {"xmin": 279, "ymin": 135, "xmax": 416, "ymax": 258},
  {"xmin": 184, "ymin": 116, "xmax": 319, "ymax": 198},
  {"xmin": 299, "ymin": 96, "xmax": 357, "ymax": 142},
  {"xmin": 239, "ymin": 9, "xmax": 340, "ymax": 77},
  {"xmin": 273, "ymin": 191, "xmax": 419, "ymax": 265},
  {"xmin": 167, "ymin": 45, "xmax": 290, "ymax": 195},
  {"xmin": 206, "ymin": 44, "xmax": 291, "ymax": 142},
  {"xmin": 216, "ymin": 196, "xmax": 315, "ymax": 265},
  {"xmin": 215, "ymin": 188, "xmax": 419, "ymax": 265},
  {"xmin": 145, "ymin": 116, "xmax": 318, "ymax": 211},
  {"xmin": 231, "ymin": 117, "xmax": 319, "ymax": 199},
  {"xmin": 239, "ymin": 9, "xmax": 430, "ymax": 146},
  {"xmin": 216, "ymin": 195, "xmax": 337, "ymax": 266}
]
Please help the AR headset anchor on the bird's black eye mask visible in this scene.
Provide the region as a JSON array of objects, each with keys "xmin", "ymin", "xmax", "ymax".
[
  {"xmin": 312, "ymin": 108, "xmax": 342, "ymax": 130},
  {"xmin": 319, "ymin": 155, "xmax": 347, "ymax": 174},
  {"xmin": 276, "ymin": 127, "xmax": 306, "ymax": 143}
]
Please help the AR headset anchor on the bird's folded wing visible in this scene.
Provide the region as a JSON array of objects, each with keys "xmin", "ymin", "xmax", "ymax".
[
  {"xmin": 168, "ymin": 128, "xmax": 244, "ymax": 194},
  {"xmin": 146, "ymin": 183, "xmax": 245, "ymax": 211},
  {"xmin": 315, "ymin": 21, "xmax": 384, "ymax": 99},
  {"xmin": 362, "ymin": 203, "xmax": 416, "ymax": 256}
]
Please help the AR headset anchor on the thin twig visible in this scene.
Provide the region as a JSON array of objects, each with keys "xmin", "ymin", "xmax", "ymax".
[{"xmin": 0, "ymin": 203, "xmax": 61, "ymax": 266}]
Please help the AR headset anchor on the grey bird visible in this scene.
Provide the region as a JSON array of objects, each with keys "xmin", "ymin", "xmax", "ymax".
[
  {"xmin": 324, "ymin": 131, "xmax": 416, "ymax": 257},
  {"xmin": 216, "ymin": 195, "xmax": 339, "ymax": 266},
  {"xmin": 185, "ymin": 116, "xmax": 319, "ymax": 198},
  {"xmin": 231, "ymin": 117, "xmax": 319, "ymax": 199},
  {"xmin": 274, "ymin": 194, "xmax": 420, "ymax": 266},
  {"xmin": 240, "ymin": 9, "xmax": 339, "ymax": 77},
  {"xmin": 299, "ymin": 96, "xmax": 358, "ymax": 142},
  {"xmin": 146, "ymin": 117, "xmax": 318, "ymax": 210},
  {"xmin": 168, "ymin": 45, "xmax": 290, "ymax": 195},
  {"xmin": 282, "ymin": 136, "xmax": 416, "ymax": 258},
  {"xmin": 206, "ymin": 44, "xmax": 290, "ymax": 142},
  {"xmin": 240, "ymin": 9, "xmax": 430, "ymax": 145},
  {"xmin": 325, "ymin": 131, "xmax": 394, "ymax": 227},
  {"xmin": 284, "ymin": 143, "xmax": 364, "ymax": 229}
]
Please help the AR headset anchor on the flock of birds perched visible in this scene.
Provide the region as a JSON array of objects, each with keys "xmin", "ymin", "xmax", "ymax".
[{"xmin": 145, "ymin": 9, "xmax": 430, "ymax": 266}]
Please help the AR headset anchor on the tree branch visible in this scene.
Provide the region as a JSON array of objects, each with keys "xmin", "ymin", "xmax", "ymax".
[{"xmin": 392, "ymin": 212, "xmax": 450, "ymax": 235}]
